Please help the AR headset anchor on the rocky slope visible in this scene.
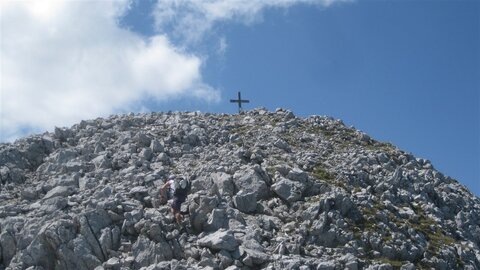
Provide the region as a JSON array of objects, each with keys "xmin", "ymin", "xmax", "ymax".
[{"xmin": 0, "ymin": 108, "xmax": 479, "ymax": 270}]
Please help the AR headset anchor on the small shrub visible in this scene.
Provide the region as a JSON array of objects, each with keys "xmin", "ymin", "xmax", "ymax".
[{"xmin": 312, "ymin": 166, "xmax": 335, "ymax": 181}]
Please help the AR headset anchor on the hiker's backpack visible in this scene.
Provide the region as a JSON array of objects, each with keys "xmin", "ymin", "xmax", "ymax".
[{"xmin": 174, "ymin": 178, "xmax": 191, "ymax": 196}]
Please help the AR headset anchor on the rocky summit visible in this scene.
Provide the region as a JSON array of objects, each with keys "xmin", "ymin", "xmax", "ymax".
[{"xmin": 0, "ymin": 108, "xmax": 479, "ymax": 270}]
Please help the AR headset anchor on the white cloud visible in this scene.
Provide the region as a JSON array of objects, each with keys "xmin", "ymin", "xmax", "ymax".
[
  {"xmin": 0, "ymin": 0, "xmax": 219, "ymax": 141},
  {"xmin": 153, "ymin": 0, "xmax": 349, "ymax": 44},
  {"xmin": 1, "ymin": 0, "xmax": 349, "ymax": 142}
]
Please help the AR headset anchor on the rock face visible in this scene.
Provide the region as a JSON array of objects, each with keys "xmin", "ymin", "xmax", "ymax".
[{"xmin": 0, "ymin": 108, "xmax": 479, "ymax": 269}]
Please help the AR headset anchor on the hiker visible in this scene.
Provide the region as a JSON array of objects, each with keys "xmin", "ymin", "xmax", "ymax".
[{"xmin": 160, "ymin": 175, "xmax": 189, "ymax": 224}]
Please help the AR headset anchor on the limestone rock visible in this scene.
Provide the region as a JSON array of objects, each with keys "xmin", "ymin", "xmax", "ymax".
[
  {"xmin": 43, "ymin": 185, "xmax": 77, "ymax": 200},
  {"xmin": 233, "ymin": 167, "xmax": 270, "ymax": 199},
  {"xmin": 271, "ymin": 177, "xmax": 304, "ymax": 202},
  {"xmin": 233, "ymin": 191, "xmax": 257, "ymax": 213},
  {"xmin": 0, "ymin": 109, "xmax": 478, "ymax": 269},
  {"xmin": 211, "ymin": 172, "xmax": 235, "ymax": 196},
  {"xmin": 1, "ymin": 231, "xmax": 16, "ymax": 265},
  {"xmin": 197, "ymin": 229, "xmax": 239, "ymax": 251}
]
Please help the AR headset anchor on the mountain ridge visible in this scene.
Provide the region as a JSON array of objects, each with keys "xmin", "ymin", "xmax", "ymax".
[{"xmin": 0, "ymin": 108, "xmax": 479, "ymax": 270}]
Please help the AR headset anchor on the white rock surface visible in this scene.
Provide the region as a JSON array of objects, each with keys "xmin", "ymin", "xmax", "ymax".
[{"xmin": 0, "ymin": 108, "xmax": 478, "ymax": 269}]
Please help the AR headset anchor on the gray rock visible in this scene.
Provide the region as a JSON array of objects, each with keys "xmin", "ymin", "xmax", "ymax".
[
  {"xmin": 317, "ymin": 261, "xmax": 335, "ymax": 270},
  {"xmin": 274, "ymin": 164, "xmax": 291, "ymax": 176},
  {"xmin": 377, "ymin": 264, "xmax": 394, "ymax": 270},
  {"xmin": 98, "ymin": 227, "xmax": 114, "ymax": 256},
  {"xmin": 54, "ymin": 126, "xmax": 73, "ymax": 141},
  {"xmin": 233, "ymin": 167, "xmax": 270, "ymax": 199},
  {"xmin": 72, "ymin": 237, "xmax": 102, "ymax": 269},
  {"xmin": 104, "ymin": 257, "xmax": 120, "ymax": 269},
  {"xmin": 39, "ymin": 197, "xmax": 68, "ymax": 213},
  {"xmin": 79, "ymin": 177, "xmax": 97, "ymax": 190},
  {"xmin": 205, "ymin": 208, "xmax": 228, "ymax": 232},
  {"xmin": 43, "ymin": 185, "xmax": 77, "ymax": 200},
  {"xmin": 21, "ymin": 187, "xmax": 38, "ymax": 200},
  {"xmin": 1, "ymin": 231, "xmax": 16, "ymax": 265},
  {"xmin": 51, "ymin": 149, "xmax": 78, "ymax": 164},
  {"xmin": 271, "ymin": 177, "xmax": 304, "ymax": 202},
  {"xmin": 345, "ymin": 258, "xmax": 358, "ymax": 270},
  {"xmin": 190, "ymin": 195, "xmax": 220, "ymax": 231},
  {"xmin": 400, "ymin": 263, "xmax": 416, "ymax": 270},
  {"xmin": 284, "ymin": 111, "xmax": 295, "ymax": 120},
  {"xmin": 217, "ymin": 249, "xmax": 233, "ymax": 269},
  {"xmin": 0, "ymin": 146, "xmax": 27, "ymax": 171},
  {"xmin": 273, "ymin": 139, "xmax": 291, "ymax": 152},
  {"xmin": 211, "ymin": 172, "xmax": 235, "ymax": 196},
  {"xmin": 233, "ymin": 191, "xmax": 257, "ymax": 213},
  {"xmin": 23, "ymin": 136, "xmax": 55, "ymax": 168},
  {"xmin": 11, "ymin": 219, "xmax": 81, "ymax": 270},
  {"xmin": 130, "ymin": 230, "xmax": 173, "ymax": 266},
  {"xmin": 140, "ymin": 148, "xmax": 153, "ymax": 161},
  {"xmin": 287, "ymin": 168, "xmax": 308, "ymax": 183},
  {"xmin": 134, "ymin": 132, "xmax": 152, "ymax": 147},
  {"xmin": 129, "ymin": 186, "xmax": 149, "ymax": 199},
  {"xmin": 132, "ymin": 235, "xmax": 156, "ymax": 268},
  {"xmin": 150, "ymin": 139, "xmax": 164, "ymax": 153},
  {"xmin": 92, "ymin": 155, "xmax": 112, "ymax": 169},
  {"xmin": 197, "ymin": 229, "xmax": 239, "ymax": 251},
  {"xmin": 240, "ymin": 239, "xmax": 270, "ymax": 266},
  {"xmin": 0, "ymin": 166, "xmax": 25, "ymax": 184}
]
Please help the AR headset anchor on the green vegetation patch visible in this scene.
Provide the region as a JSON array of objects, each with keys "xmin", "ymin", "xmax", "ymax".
[
  {"xmin": 376, "ymin": 257, "xmax": 404, "ymax": 268},
  {"xmin": 266, "ymin": 166, "xmax": 277, "ymax": 177},
  {"xmin": 356, "ymin": 201, "xmax": 386, "ymax": 232},
  {"xmin": 365, "ymin": 141, "xmax": 396, "ymax": 154},
  {"xmin": 410, "ymin": 205, "xmax": 457, "ymax": 254},
  {"xmin": 230, "ymin": 125, "xmax": 250, "ymax": 136},
  {"xmin": 312, "ymin": 165, "xmax": 335, "ymax": 181},
  {"xmin": 312, "ymin": 164, "xmax": 348, "ymax": 190}
]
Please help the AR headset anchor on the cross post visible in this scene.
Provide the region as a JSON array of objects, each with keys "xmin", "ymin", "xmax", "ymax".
[{"xmin": 230, "ymin": 91, "xmax": 249, "ymax": 113}]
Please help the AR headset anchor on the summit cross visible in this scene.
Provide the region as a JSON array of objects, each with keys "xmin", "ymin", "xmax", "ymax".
[{"xmin": 230, "ymin": 91, "xmax": 250, "ymax": 113}]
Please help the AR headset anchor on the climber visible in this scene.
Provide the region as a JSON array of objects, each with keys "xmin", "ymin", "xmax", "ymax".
[{"xmin": 159, "ymin": 175, "xmax": 190, "ymax": 224}]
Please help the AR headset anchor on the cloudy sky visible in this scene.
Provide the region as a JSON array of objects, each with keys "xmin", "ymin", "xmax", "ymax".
[{"xmin": 1, "ymin": 0, "xmax": 479, "ymax": 195}]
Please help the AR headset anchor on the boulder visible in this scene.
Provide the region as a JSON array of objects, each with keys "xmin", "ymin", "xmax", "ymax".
[
  {"xmin": 91, "ymin": 155, "xmax": 112, "ymax": 169},
  {"xmin": 197, "ymin": 229, "xmax": 239, "ymax": 251},
  {"xmin": 21, "ymin": 187, "xmax": 38, "ymax": 201},
  {"xmin": 150, "ymin": 139, "xmax": 164, "ymax": 153},
  {"xmin": 104, "ymin": 257, "xmax": 120, "ymax": 269},
  {"xmin": 0, "ymin": 166, "xmax": 25, "ymax": 184},
  {"xmin": 273, "ymin": 139, "xmax": 291, "ymax": 152},
  {"xmin": 233, "ymin": 167, "xmax": 270, "ymax": 199},
  {"xmin": 205, "ymin": 208, "xmax": 228, "ymax": 232},
  {"xmin": 39, "ymin": 197, "xmax": 68, "ymax": 213},
  {"xmin": 43, "ymin": 186, "xmax": 77, "ymax": 200},
  {"xmin": 51, "ymin": 149, "xmax": 78, "ymax": 164},
  {"xmin": 134, "ymin": 132, "xmax": 151, "ymax": 147},
  {"xmin": 317, "ymin": 261, "xmax": 336, "ymax": 270},
  {"xmin": 271, "ymin": 177, "xmax": 304, "ymax": 202},
  {"xmin": 140, "ymin": 148, "xmax": 153, "ymax": 161},
  {"xmin": 1, "ymin": 231, "xmax": 16, "ymax": 265},
  {"xmin": 128, "ymin": 186, "xmax": 149, "ymax": 199},
  {"xmin": 287, "ymin": 168, "xmax": 308, "ymax": 183},
  {"xmin": 239, "ymin": 239, "xmax": 270, "ymax": 266},
  {"xmin": 233, "ymin": 191, "xmax": 257, "ymax": 213},
  {"xmin": 132, "ymin": 236, "xmax": 156, "ymax": 269},
  {"xmin": 211, "ymin": 172, "xmax": 235, "ymax": 196}
]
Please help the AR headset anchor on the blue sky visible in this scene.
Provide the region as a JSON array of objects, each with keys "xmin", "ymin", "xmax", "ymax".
[{"xmin": 1, "ymin": 1, "xmax": 479, "ymax": 195}]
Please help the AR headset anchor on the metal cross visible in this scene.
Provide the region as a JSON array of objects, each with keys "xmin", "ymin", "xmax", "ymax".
[{"xmin": 230, "ymin": 91, "xmax": 249, "ymax": 113}]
